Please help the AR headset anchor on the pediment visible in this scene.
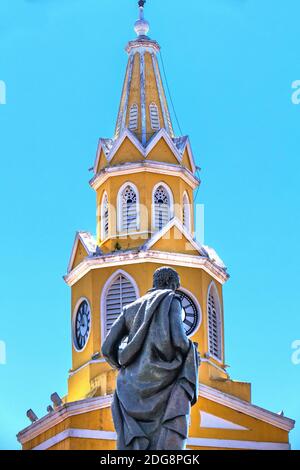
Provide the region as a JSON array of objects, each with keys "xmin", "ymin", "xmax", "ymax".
[{"xmin": 144, "ymin": 218, "xmax": 203, "ymax": 256}]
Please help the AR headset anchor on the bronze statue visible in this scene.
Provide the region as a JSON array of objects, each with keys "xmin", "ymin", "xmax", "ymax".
[{"xmin": 102, "ymin": 267, "xmax": 199, "ymax": 450}]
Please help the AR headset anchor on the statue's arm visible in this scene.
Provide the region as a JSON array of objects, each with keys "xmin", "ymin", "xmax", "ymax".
[
  {"xmin": 170, "ymin": 296, "xmax": 190, "ymax": 354},
  {"xmin": 101, "ymin": 312, "xmax": 128, "ymax": 369}
]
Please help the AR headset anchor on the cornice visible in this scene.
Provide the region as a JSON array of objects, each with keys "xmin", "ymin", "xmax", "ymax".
[
  {"xmin": 64, "ymin": 250, "xmax": 229, "ymax": 287},
  {"xmin": 90, "ymin": 161, "xmax": 200, "ymax": 191},
  {"xmin": 17, "ymin": 395, "xmax": 113, "ymax": 445},
  {"xmin": 17, "ymin": 383, "xmax": 294, "ymax": 445}
]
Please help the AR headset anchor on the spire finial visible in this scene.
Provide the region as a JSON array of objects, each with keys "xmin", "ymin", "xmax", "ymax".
[{"xmin": 134, "ymin": 0, "xmax": 150, "ymax": 38}]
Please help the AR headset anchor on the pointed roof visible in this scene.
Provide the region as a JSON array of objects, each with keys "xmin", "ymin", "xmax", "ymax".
[
  {"xmin": 114, "ymin": 1, "xmax": 174, "ymax": 145},
  {"xmin": 92, "ymin": 2, "xmax": 199, "ymax": 177}
]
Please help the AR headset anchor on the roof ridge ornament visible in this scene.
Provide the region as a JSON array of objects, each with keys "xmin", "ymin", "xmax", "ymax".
[{"xmin": 134, "ymin": 0, "xmax": 150, "ymax": 38}]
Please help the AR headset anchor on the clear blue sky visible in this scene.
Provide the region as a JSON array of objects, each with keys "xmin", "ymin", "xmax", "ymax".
[{"xmin": 0, "ymin": 0, "xmax": 299, "ymax": 450}]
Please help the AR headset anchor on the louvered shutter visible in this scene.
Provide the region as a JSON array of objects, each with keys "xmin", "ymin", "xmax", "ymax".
[
  {"xmin": 129, "ymin": 104, "xmax": 138, "ymax": 131},
  {"xmin": 183, "ymin": 193, "xmax": 190, "ymax": 231},
  {"xmin": 105, "ymin": 274, "xmax": 137, "ymax": 334},
  {"xmin": 150, "ymin": 103, "xmax": 160, "ymax": 130},
  {"xmin": 154, "ymin": 186, "xmax": 170, "ymax": 230},
  {"xmin": 121, "ymin": 185, "xmax": 137, "ymax": 232},
  {"xmin": 102, "ymin": 194, "xmax": 109, "ymax": 239},
  {"xmin": 208, "ymin": 291, "xmax": 222, "ymax": 360}
]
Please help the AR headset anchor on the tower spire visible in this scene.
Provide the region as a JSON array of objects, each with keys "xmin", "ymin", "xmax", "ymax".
[
  {"xmin": 134, "ymin": 0, "xmax": 150, "ymax": 38},
  {"xmin": 114, "ymin": 0, "xmax": 175, "ymax": 143}
]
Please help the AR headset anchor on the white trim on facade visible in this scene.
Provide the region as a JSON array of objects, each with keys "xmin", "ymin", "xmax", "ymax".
[
  {"xmin": 17, "ymin": 395, "xmax": 113, "ymax": 445},
  {"xmin": 107, "ymin": 129, "xmax": 145, "ymax": 166},
  {"xmin": 182, "ymin": 191, "xmax": 192, "ymax": 233},
  {"xmin": 144, "ymin": 217, "xmax": 203, "ymax": 256},
  {"xmin": 68, "ymin": 358, "xmax": 106, "ymax": 377},
  {"xmin": 31, "ymin": 428, "xmax": 290, "ymax": 451},
  {"xmin": 67, "ymin": 232, "xmax": 97, "ymax": 274},
  {"xmin": 128, "ymin": 103, "xmax": 139, "ymax": 131},
  {"xmin": 90, "ymin": 161, "xmax": 200, "ymax": 192},
  {"xmin": 187, "ymin": 438, "xmax": 290, "ymax": 451},
  {"xmin": 100, "ymin": 269, "xmax": 140, "ymax": 345},
  {"xmin": 117, "ymin": 181, "xmax": 140, "ymax": 233},
  {"xmin": 33, "ymin": 429, "xmax": 117, "ymax": 450},
  {"xmin": 149, "ymin": 102, "xmax": 160, "ymax": 130},
  {"xmin": 206, "ymin": 281, "xmax": 224, "ymax": 364},
  {"xmin": 64, "ymin": 249, "xmax": 229, "ymax": 288},
  {"xmin": 146, "ymin": 128, "xmax": 182, "ymax": 163},
  {"xmin": 93, "ymin": 128, "xmax": 196, "ymax": 175},
  {"xmin": 200, "ymin": 411, "xmax": 248, "ymax": 431},
  {"xmin": 72, "ymin": 297, "xmax": 92, "ymax": 353},
  {"xmin": 185, "ymin": 138, "xmax": 196, "ymax": 174},
  {"xmin": 17, "ymin": 382, "xmax": 295, "ymax": 446},
  {"xmin": 100, "ymin": 191, "xmax": 109, "ymax": 241},
  {"xmin": 152, "ymin": 181, "xmax": 174, "ymax": 231}
]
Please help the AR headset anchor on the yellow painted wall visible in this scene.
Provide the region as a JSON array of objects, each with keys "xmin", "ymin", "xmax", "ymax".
[
  {"xmin": 96, "ymin": 171, "xmax": 195, "ymax": 247},
  {"xmin": 22, "ymin": 400, "xmax": 290, "ymax": 450},
  {"xmin": 68, "ymin": 262, "xmax": 228, "ymax": 402}
]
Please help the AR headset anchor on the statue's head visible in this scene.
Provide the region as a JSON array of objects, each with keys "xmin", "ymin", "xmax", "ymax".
[{"xmin": 153, "ymin": 267, "xmax": 180, "ymax": 292}]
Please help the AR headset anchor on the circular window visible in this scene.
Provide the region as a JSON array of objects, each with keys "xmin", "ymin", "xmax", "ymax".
[
  {"xmin": 177, "ymin": 291, "xmax": 200, "ymax": 337},
  {"xmin": 74, "ymin": 300, "xmax": 91, "ymax": 351}
]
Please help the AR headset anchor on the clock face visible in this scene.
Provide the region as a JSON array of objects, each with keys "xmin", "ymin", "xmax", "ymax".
[
  {"xmin": 177, "ymin": 291, "xmax": 199, "ymax": 337},
  {"xmin": 74, "ymin": 300, "xmax": 91, "ymax": 350}
]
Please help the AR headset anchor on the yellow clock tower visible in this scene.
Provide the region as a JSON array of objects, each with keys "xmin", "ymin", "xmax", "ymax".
[{"xmin": 18, "ymin": 2, "xmax": 294, "ymax": 450}]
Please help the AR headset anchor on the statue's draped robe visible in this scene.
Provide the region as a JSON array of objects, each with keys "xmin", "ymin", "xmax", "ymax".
[{"xmin": 102, "ymin": 289, "xmax": 199, "ymax": 450}]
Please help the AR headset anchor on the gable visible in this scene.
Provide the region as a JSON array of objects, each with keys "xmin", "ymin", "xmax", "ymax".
[
  {"xmin": 96, "ymin": 148, "xmax": 108, "ymax": 173},
  {"xmin": 151, "ymin": 226, "xmax": 200, "ymax": 256},
  {"xmin": 181, "ymin": 147, "xmax": 193, "ymax": 173},
  {"xmin": 147, "ymin": 138, "xmax": 179, "ymax": 165},
  {"xmin": 109, "ymin": 136, "xmax": 143, "ymax": 166},
  {"xmin": 70, "ymin": 240, "xmax": 88, "ymax": 271}
]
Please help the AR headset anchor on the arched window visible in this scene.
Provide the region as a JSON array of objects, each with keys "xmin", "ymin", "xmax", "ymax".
[
  {"xmin": 129, "ymin": 103, "xmax": 138, "ymax": 131},
  {"xmin": 150, "ymin": 103, "xmax": 160, "ymax": 130},
  {"xmin": 103, "ymin": 272, "xmax": 138, "ymax": 336},
  {"xmin": 207, "ymin": 284, "xmax": 222, "ymax": 361},
  {"xmin": 183, "ymin": 192, "xmax": 191, "ymax": 232},
  {"xmin": 153, "ymin": 184, "xmax": 172, "ymax": 231},
  {"xmin": 101, "ymin": 192, "xmax": 109, "ymax": 240},
  {"xmin": 118, "ymin": 184, "xmax": 138, "ymax": 232}
]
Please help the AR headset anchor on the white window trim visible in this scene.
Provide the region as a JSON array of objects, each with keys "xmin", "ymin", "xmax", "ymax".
[
  {"xmin": 206, "ymin": 281, "xmax": 224, "ymax": 364},
  {"xmin": 100, "ymin": 269, "xmax": 140, "ymax": 345},
  {"xmin": 128, "ymin": 103, "xmax": 139, "ymax": 131},
  {"xmin": 178, "ymin": 287, "xmax": 202, "ymax": 338},
  {"xmin": 152, "ymin": 182, "xmax": 174, "ymax": 231},
  {"xmin": 117, "ymin": 182, "xmax": 140, "ymax": 233},
  {"xmin": 149, "ymin": 102, "xmax": 160, "ymax": 130},
  {"xmin": 100, "ymin": 191, "xmax": 109, "ymax": 241},
  {"xmin": 72, "ymin": 297, "xmax": 92, "ymax": 353},
  {"xmin": 182, "ymin": 191, "xmax": 192, "ymax": 233}
]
